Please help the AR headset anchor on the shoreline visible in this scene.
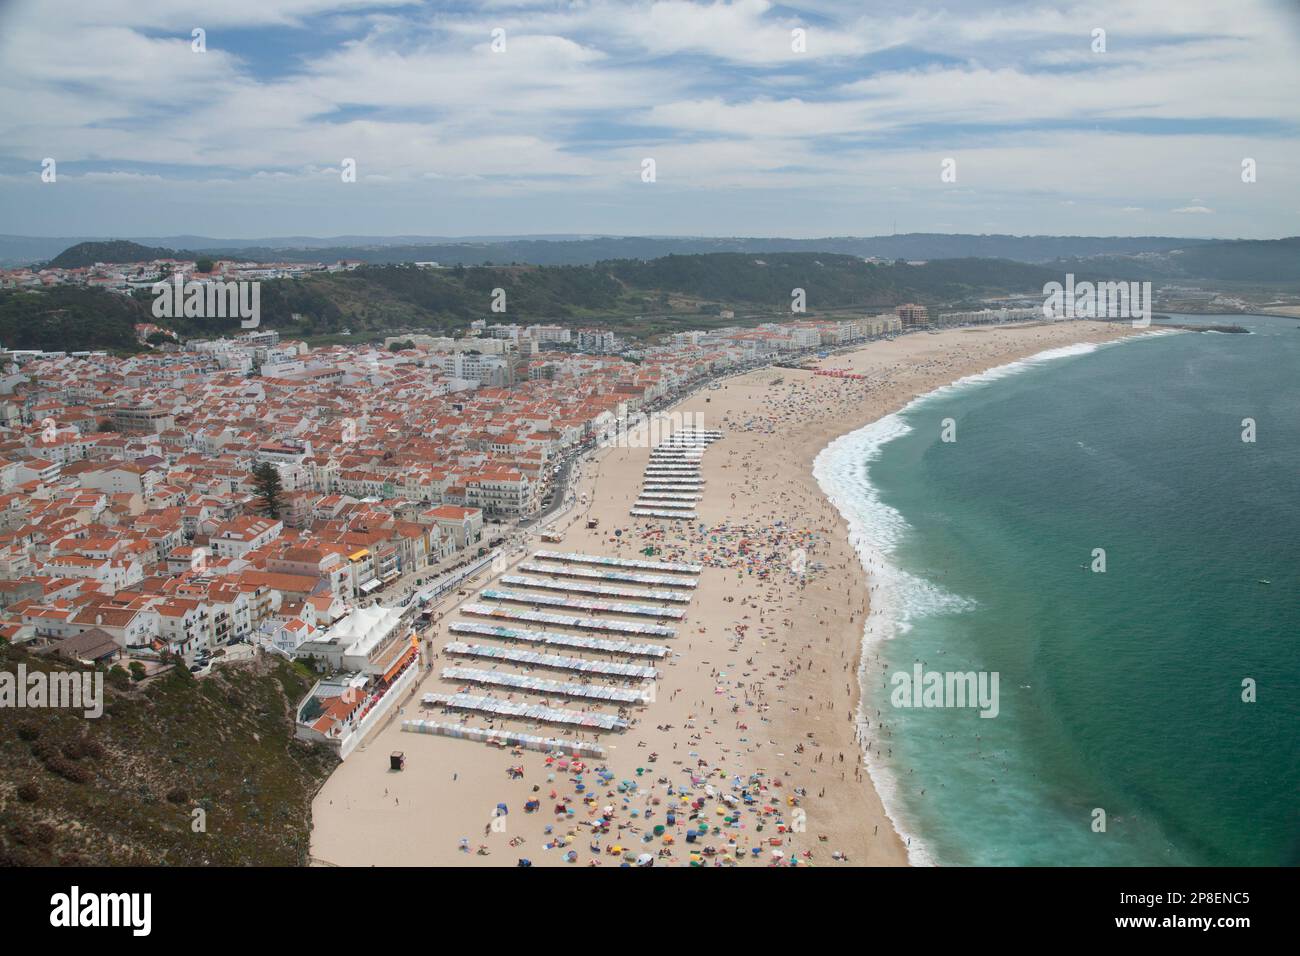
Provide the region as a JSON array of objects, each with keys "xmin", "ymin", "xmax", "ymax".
[
  {"xmin": 810, "ymin": 330, "xmax": 1160, "ymax": 865},
  {"xmin": 308, "ymin": 320, "xmax": 1143, "ymax": 867}
]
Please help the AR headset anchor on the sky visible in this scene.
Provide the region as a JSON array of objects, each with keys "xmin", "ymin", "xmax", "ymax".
[{"xmin": 1, "ymin": 0, "xmax": 1299, "ymax": 240}]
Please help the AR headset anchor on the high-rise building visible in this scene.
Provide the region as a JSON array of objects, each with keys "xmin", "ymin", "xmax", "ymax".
[
  {"xmin": 577, "ymin": 329, "xmax": 617, "ymax": 353},
  {"xmin": 896, "ymin": 303, "xmax": 929, "ymax": 329}
]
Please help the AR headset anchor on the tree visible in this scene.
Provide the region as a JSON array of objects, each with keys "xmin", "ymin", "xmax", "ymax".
[
  {"xmin": 251, "ymin": 462, "xmax": 284, "ymax": 519},
  {"xmin": 196, "ymin": 258, "xmax": 215, "ymax": 274}
]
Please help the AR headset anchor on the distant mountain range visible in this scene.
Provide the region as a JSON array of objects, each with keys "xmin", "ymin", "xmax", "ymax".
[
  {"xmin": 1, "ymin": 231, "xmax": 1232, "ymax": 269},
  {"xmin": 24, "ymin": 234, "xmax": 1300, "ymax": 285}
]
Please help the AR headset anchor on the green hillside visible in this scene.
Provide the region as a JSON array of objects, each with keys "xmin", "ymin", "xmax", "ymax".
[
  {"xmin": 2, "ymin": 250, "xmax": 1147, "ymax": 347},
  {"xmin": 245, "ymin": 253, "xmax": 1064, "ymax": 338},
  {"xmin": 0, "ymin": 287, "xmax": 147, "ymax": 353},
  {"xmin": 0, "ymin": 643, "xmax": 336, "ymax": 866}
]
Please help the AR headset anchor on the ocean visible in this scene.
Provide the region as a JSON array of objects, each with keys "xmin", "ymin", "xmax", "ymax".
[{"xmin": 814, "ymin": 314, "xmax": 1300, "ymax": 866}]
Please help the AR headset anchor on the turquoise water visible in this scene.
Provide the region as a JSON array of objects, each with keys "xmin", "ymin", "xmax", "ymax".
[{"xmin": 815, "ymin": 315, "xmax": 1299, "ymax": 866}]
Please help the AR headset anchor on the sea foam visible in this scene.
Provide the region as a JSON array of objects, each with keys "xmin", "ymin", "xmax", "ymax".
[{"xmin": 811, "ymin": 333, "xmax": 1159, "ymax": 866}]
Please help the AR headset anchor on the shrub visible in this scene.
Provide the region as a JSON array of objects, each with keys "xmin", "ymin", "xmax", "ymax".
[
  {"xmin": 16, "ymin": 720, "xmax": 40, "ymax": 742},
  {"xmin": 16, "ymin": 781, "xmax": 39, "ymax": 803},
  {"xmin": 62, "ymin": 737, "xmax": 103, "ymax": 761},
  {"xmin": 45, "ymin": 756, "xmax": 92, "ymax": 785},
  {"xmin": 30, "ymin": 739, "xmax": 58, "ymax": 762}
]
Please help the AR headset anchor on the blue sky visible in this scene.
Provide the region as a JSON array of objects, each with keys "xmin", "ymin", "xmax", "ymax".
[{"xmin": 1, "ymin": 0, "xmax": 1298, "ymax": 239}]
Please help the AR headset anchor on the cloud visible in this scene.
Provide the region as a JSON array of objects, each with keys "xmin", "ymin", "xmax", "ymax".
[{"xmin": 0, "ymin": 0, "xmax": 1296, "ymax": 237}]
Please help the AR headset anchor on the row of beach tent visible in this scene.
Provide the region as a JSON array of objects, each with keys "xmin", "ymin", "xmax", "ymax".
[
  {"xmin": 460, "ymin": 603, "xmax": 678, "ymax": 638},
  {"xmin": 517, "ymin": 560, "xmax": 698, "ymax": 589},
  {"xmin": 480, "ymin": 588, "xmax": 686, "ymax": 620},
  {"xmin": 448, "ymin": 621, "xmax": 669, "ymax": 658},
  {"xmin": 500, "ymin": 573, "xmax": 692, "ymax": 603},
  {"xmin": 637, "ymin": 432, "xmax": 717, "ymax": 523},
  {"xmin": 533, "ymin": 550, "xmax": 702, "ymax": 575},
  {"xmin": 423, "ymin": 691, "xmax": 630, "ymax": 731},
  {"xmin": 631, "ymin": 508, "xmax": 699, "ymax": 520},
  {"xmin": 401, "ymin": 718, "xmax": 607, "ymax": 758},
  {"xmin": 441, "ymin": 666, "xmax": 652, "ymax": 705},
  {"xmin": 443, "ymin": 640, "xmax": 658, "ymax": 679},
  {"xmin": 418, "ymin": 547, "xmax": 700, "ymax": 748}
]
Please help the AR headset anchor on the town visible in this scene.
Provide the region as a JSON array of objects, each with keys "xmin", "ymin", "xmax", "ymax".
[{"xmin": 1, "ymin": 302, "xmax": 1045, "ymax": 757}]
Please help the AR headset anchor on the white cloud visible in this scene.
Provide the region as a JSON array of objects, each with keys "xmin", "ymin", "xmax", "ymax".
[{"xmin": 0, "ymin": 0, "xmax": 1297, "ymax": 237}]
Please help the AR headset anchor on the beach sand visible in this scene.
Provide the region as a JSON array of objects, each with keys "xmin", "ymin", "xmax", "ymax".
[{"xmin": 308, "ymin": 320, "xmax": 1140, "ymax": 867}]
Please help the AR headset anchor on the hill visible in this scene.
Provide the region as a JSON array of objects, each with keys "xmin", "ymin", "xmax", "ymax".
[
  {"xmin": 603, "ymin": 253, "xmax": 1059, "ymax": 307},
  {"xmin": 0, "ymin": 643, "xmax": 337, "ymax": 866},
  {"xmin": 11, "ymin": 239, "xmax": 1298, "ymax": 349},
  {"xmin": 1167, "ymin": 237, "xmax": 1300, "ymax": 282},
  {"xmin": 47, "ymin": 240, "xmax": 181, "ymax": 269},
  {"xmin": 0, "ymin": 253, "xmax": 1096, "ymax": 346},
  {"xmin": 0, "ymin": 286, "xmax": 147, "ymax": 352},
  {"xmin": 1045, "ymin": 236, "xmax": 1300, "ymax": 287},
  {"xmin": 240, "ymin": 253, "xmax": 1064, "ymax": 339}
]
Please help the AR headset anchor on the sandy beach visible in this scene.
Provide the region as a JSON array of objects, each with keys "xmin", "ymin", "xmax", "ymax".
[{"xmin": 308, "ymin": 319, "xmax": 1140, "ymax": 867}]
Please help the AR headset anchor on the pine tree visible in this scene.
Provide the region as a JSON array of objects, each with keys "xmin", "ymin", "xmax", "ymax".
[{"xmin": 251, "ymin": 462, "xmax": 284, "ymax": 519}]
